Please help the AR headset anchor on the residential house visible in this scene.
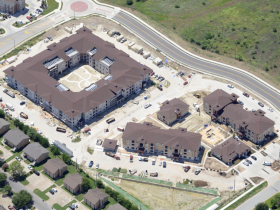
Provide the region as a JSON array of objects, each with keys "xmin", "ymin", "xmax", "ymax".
[
  {"xmin": 102, "ymin": 139, "xmax": 118, "ymax": 151},
  {"xmin": 4, "ymin": 128, "xmax": 29, "ymax": 150},
  {"xmin": 43, "ymin": 158, "xmax": 68, "ymax": 179},
  {"xmin": 211, "ymin": 137, "xmax": 250, "ymax": 165},
  {"xmin": 23, "ymin": 143, "xmax": 49, "ymax": 164},
  {"xmin": 122, "ymin": 122, "xmax": 202, "ymax": 161},
  {"xmin": 0, "ymin": 118, "xmax": 10, "ymax": 135},
  {"xmin": 63, "ymin": 173, "xmax": 83, "ymax": 194},
  {"xmin": 157, "ymin": 98, "xmax": 189, "ymax": 125},
  {"xmin": 84, "ymin": 188, "xmax": 108, "ymax": 209}
]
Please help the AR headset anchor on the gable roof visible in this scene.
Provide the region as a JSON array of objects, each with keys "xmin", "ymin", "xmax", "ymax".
[
  {"xmin": 203, "ymin": 89, "xmax": 239, "ymax": 109},
  {"xmin": 0, "ymin": 118, "xmax": 9, "ymax": 128},
  {"xmin": 211, "ymin": 137, "xmax": 250, "ymax": 163},
  {"xmin": 84, "ymin": 188, "xmax": 108, "ymax": 204},
  {"xmin": 102, "ymin": 139, "xmax": 118, "ymax": 149},
  {"xmin": 158, "ymin": 98, "xmax": 189, "ymax": 119},
  {"xmin": 64, "ymin": 173, "xmax": 83, "ymax": 189},
  {"xmin": 44, "ymin": 158, "xmax": 67, "ymax": 174},
  {"xmin": 23, "ymin": 143, "xmax": 49, "ymax": 160},
  {"xmin": 4, "ymin": 128, "xmax": 29, "ymax": 146},
  {"xmin": 122, "ymin": 122, "xmax": 201, "ymax": 151}
]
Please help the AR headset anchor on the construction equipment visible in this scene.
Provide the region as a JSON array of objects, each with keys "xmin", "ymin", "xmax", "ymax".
[
  {"xmin": 194, "ymin": 93, "xmax": 201, "ymax": 98},
  {"xmin": 105, "ymin": 151, "xmax": 120, "ymax": 160}
]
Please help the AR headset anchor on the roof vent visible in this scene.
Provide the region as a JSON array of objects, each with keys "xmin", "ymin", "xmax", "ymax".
[
  {"xmin": 109, "ymin": 142, "xmax": 112, "ymax": 144},
  {"xmin": 11, "ymin": 69, "xmax": 14, "ymax": 71},
  {"xmin": 141, "ymin": 138, "xmax": 144, "ymax": 141},
  {"xmin": 143, "ymin": 68, "xmax": 146, "ymax": 70},
  {"xmin": 181, "ymin": 128, "xmax": 184, "ymax": 131},
  {"xmin": 176, "ymin": 144, "xmax": 179, "ymax": 147},
  {"xmin": 115, "ymin": 85, "xmax": 117, "ymax": 88},
  {"xmin": 53, "ymin": 45, "xmax": 56, "ymax": 47},
  {"xmin": 71, "ymin": 110, "xmax": 74, "ymax": 113},
  {"xmin": 83, "ymin": 29, "xmax": 86, "ymax": 32}
]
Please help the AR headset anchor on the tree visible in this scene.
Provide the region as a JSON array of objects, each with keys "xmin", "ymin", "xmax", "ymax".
[
  {"xmin": 12, "ymin": 190, "xmax": 32, "ymax": 208},
  {"xmin": 255, "ymin": 202, "xmax": 269, "ymax": 210},
  {"xmin": 0, "ymin": 172, "xmax": 7, "ymax": 187},
  {"xmin": 1, "ymin": 185, "xmax": 11, "ymax": 195},
  {"xmin": 126, "ymin": 0, "xmax": 133, "ymax": 5},
  {"xmin": 271, "ymin": 199, "xmax": 277, "ymax": 208},
  {"xmin": 96, "ymin": 179, "xmax": 105, "ymax": 189},
  {"xmin": 22, "ymin": 125, "xmax": 30, "ymax": 134},
  {"xmin": 105, "ymin": 186, "xmax": 112, "ymax": 194},
  {"xmin": 9, "ymin": 161, "xmax": 25, "ymax": 179},
  {"xmin": 82, "ymin": 177, "xmax": 91, "ymax": 192},
  {"xmin": 18, "ymin": 122, "xmax": 24, "ymax": 130},
  {"xmin": 2, "ymin": 163, "xmax": 9, "ymax": 171},
  {"xmin": 62, "ymin": 153, "xmax": 72, "ymax": 165},
  {"xmin": 117, "ymin": 194, "xmax": 124, "ymax": 204},
  {"xmin": 14, "ymin": 119, "xmax": 20, "ymax": 127},
  {"xmin": 50, "ymin": 146, "xmax": 60, "ymax": 156},
  {"xmin": 27, "ymin": 128, "xmax": 39, "ymax": 141},
  {"xmin": 111, "ymin": 190, "xmax": 119, "ymax": 200},
  {"xmin": 0, "ymin": 150, "xmax": 3, "ymax": 157},
  {"xmin": 39, "ymin": 137, "xmax": 49, "ymax": 148},
  {"xmin": 124, "ymin": 199, "xmax": 132, "ymax": 209},
  {"xmin": 130, "ymin": 205, "xmax": 139, "ymax": 210},
  {"xmin": 0, "ymin": 109, "xmax": 5, "ymax": 118}
]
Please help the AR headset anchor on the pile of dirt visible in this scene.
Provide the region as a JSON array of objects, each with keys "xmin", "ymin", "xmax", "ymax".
[
  {"xmin": 250, "ymin": 177, "xmax": 264, "ymax": 184},
  {"xmin": 194, "ymin": 180, "xmax": 208, "ymax": 187},
  {"xmin": 272, "ymin": 160, "xmax": 280, "ymax": 171}
]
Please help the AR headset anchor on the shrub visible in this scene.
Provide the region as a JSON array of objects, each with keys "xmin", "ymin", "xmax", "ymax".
[
  {"xmin": 274, "ymin": 64, "xmax": 277, "ymax": 68},
  {"xmin": 255, "ymin": 202, "xmax": 269, "ymax": 210},
  {"xmin": 112, "ymin": 167, "xmax": 118, "ymax": 172},
  {"xmin": 120, "ymin": 169, "xmax": 127, "ymax": 173},
  {"xmin": 208, "ymin": 151, "xmax": 212, "ymax": 157},
  {"xmin": 175, "ymin": 4, "xmax": 180, "ymax": 8},
  {"xmin": 273, "ymin": 28, "xmax": 277, "ymax": 32},
  {"xmin": 126, "ymin": 0, "xmax": 133, "ymax": 5},
  {"xmin": 118, "ymin": 167, "xmax": 121, "ymax": 172},
  {"xmin": 236, "ymin": 53, "xmax": 244, "ymax": 61},
  {"xmin": 202, "ymin": 2, "xmax": 206, "ymax": 5},
  {"xmin": 232, "ymin": 27, "xmax": 235, "ymax": 31},
  {"xmin": 264, "ymin": 65, "xmax": 269, "ymax": 72}
]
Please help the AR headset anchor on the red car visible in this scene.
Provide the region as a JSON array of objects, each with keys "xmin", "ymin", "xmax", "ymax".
[
  {"xmin": 150, "ymin": 72, "xmax": 155, "ymax": 76},
  {"xmin": 184, "ymin": 166, "xmax": 191, "ymax": 172},
  {"xmin": 183, "ymin": 81, "xmax": 188, "ymax": 85},
  {"xmin": 188, "ymin": 75, "xmax": 192, "ymax": 78},
  {"xmin": 26, "ymin": 16, "xmax": 32, "ymax": 20},
  {"xmin": 243, "ymin": 92, "xmax": 249, "ymax": 97}
]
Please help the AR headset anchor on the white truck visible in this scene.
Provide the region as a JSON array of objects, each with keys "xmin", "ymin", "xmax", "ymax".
[
  {"xmin": 5, "ymin": 103, "xmax": 14, "ymax": 111},
  {"xmin": 193, "ymin": 103, "xmax": 199, "ymax": 111}
]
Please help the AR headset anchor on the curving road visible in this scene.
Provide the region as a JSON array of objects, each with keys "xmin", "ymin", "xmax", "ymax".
[{"xmin": 114, "ymin": 12, "xmax": 280, "ymax": 110}]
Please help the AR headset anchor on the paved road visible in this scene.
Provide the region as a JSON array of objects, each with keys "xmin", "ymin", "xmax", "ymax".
[
  {"xmin": 0, "ymin": 169, "xmax": 53, "ymax": 210},
  {"xmin": 113, "ymin": 12, "xmax": 280, "ymax": 109},
  {"xmin": 236, "ymin": 180, "xmax": 280, "ymax": 210}
]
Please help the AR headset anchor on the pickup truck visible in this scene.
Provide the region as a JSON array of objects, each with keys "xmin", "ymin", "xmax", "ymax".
[
  {"xmin": 139, "ymin": 157, "xmax": 148, "ymax": 161},
  {"xmin": 130, "ymin": 169, "xmax": 137, "ymax": 175},
  {"xmin": 105, "ymin": 151, "xmax": 120, "ymax": 160},
  {"xmin": 130, "ymin": 155, "xmax": 133, "ymax": 162},
  {"xmin": 56, "ymin": 127, "xmax": 66, "ymax": 133},
  {"xmin": 150, "ymin": 171, "xmax": 158, "ymax": 177},
  {"xmin": 20, "ymin": 112, "xmax": 28, "ymax": 119},
  {"xmin": 106, "ymin": 117, "xmax": 115, "ymax": 124}
]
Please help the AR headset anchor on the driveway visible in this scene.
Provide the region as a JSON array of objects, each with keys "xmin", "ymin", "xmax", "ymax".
[
  {"xmin": 45, "ymin": 188, "xmax": 73, "ymax": 207},
  {"xmin": 0, "ymin": 146, "xmax": 12, "ymax": 162},
  {"xmin": 26, "ymin": 173, "xmax": 54, "ymax": 191}
]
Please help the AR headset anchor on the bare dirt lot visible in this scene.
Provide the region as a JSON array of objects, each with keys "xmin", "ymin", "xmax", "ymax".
[
  {"xmin": 236, "ymin": 165, "xmax": 246, "ymax": 173},
  {"xmin": 179, "ymin": 91, "xmax": 210, "ymax": 112},
  {"xmin": 199, "ymin": 125, "xmax": 229, "ymax": 148},
  {"xmin": 204, "ymin": 158, "xmax": 229, "ymax": 172},
  {"xmin": 117, "ymin": 180, "xmax": 214, "ymax": 210}
]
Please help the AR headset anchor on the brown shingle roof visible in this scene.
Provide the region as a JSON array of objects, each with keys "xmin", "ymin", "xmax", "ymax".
[
  {"xmin": 158, "ymin": 98, "xmax": 189, "ymax": 119},
  {"xmin": 203, "ymin": 89, "xmax": 239, "ymax": 109},
  {"xmin": 102, "ymin": 139, "xmax": 118, "ymax": 149},
  {"xmin": 4, "ymin": 27, "xmax": 152, "ymax": 119},
  {"xmin": 44, "ymin": 158, "xmax": 67, "ymax": 174},
  {"xmin": 211, "ymin": 137, "xmax": 250, "ymax": 163},
  {"xmin": 64, "ymin": 173, "xmax": 83, "ymax": 189},
  {"xmin": 23, "ymin": 143, "xmax": 49, "ymax": 160},
  {"xmin": 84, "ymin": 188, "xmax": 108, "ymax": 204},
  {"xmin": 122, "ymin": 122, "xmax": 201, "ymax": 151},
  {"xmin": 4, "ymin": 129, "xmax": 29, "ymax": 146}
]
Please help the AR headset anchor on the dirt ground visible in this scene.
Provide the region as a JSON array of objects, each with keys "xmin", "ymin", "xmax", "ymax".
[
  {"xmin": 250, "ymin": 177, "xmax": 264, "ymax": 184},
  {"xmin": 117, "ymin": 180, "xmax": 214, "ymax": 210},
  {"xmin": 179, "ymin": 91, "xmax": 211, "ymax": 112},
  {"xmin": 194, "ymin": 180, "xmax": 208, "ymax": 188},
  {"xmin": 236, "ymin": 165, "xmax": 246, "ymax": 173},
  {"xmin": 199, "ymin": 125, "xmax": 229, "ymax": 148},
  {"xmin": 204, "ymin": 158, "xmax": 229, "ymax": 172}
]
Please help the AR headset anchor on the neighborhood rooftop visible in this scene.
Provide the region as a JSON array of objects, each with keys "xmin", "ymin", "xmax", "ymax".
[
  {"xmin": 3, "ymin": 128, "xmax": 29, "ymax": 146},
  {"xmin": 23, "ymin": 142, "xmax": 49, "ymax": 160}
]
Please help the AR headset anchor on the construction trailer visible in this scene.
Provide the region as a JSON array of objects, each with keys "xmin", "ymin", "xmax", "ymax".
[
  {"xmin": 142, "ymin": 51, "xmax": 151, "ymax": 59},
  {"xmin": 131, "ymin": 44, "xmax": 143, "ymax": 54},
  {"xmin": 116, "ymin": 35, "xmax": 124, "ymax": 42},
  {"xmin": 153, "ymin": 57, "xmax": 163, "ymax": 66},
  {"xmin": 108, "ymin": 30, "xmax": 116, "ymax": 37},
  {"xmin": 128, "ymin": 42, "xmax": 135, "ymax": 49}
]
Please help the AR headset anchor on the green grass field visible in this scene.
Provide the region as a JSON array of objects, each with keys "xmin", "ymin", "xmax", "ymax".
[
  {"xmin": 265, "ymin": 192, "xmax": 280, "ymax": 210},
  {"xmin": 100, "ymin": 0, "xmax": 280, "ymax": 87},
  {"xmin": 42, "ymin": 0, "xmax": 59, "ymax": 15}
]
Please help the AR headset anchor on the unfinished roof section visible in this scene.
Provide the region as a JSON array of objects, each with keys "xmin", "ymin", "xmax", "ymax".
[
  {"xmin": 122, "ymin": 122, "xmax": 202, "ymax": 151},
  {"xmin": 211, "ymin": 137, "xmax": 250, "ymax": 163},
  {"xmin": 158, "ymin": 98, "xmax": 189, "ymax": 118},
  {"xmin": 203, "ymin": 89, "xmax": 239, "ymax": 109},
  {"xmin": 4, "ymin": 26, "xmax": 152, "ymax": 120}
]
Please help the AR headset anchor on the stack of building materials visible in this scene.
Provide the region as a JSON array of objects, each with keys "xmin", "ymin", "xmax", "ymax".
[
  {"xmin": 131, "ymin": 44, "xmax": 143, "ymax": 54},
  {"xmin": 116, "ymin": 35, "xmax": 124, "ymax": 42},
  {"xmin": 142, "ymin": 51, "xmax": 151, "ymax": 59},
  {"xmin": 128, "ymin": 42, "xmax": 135, "ymax": 49},
  {"xmin": 108, "ymin": 30, "xmax": 116, "ymax": 37},
  {"xmin": 153, "ymin": 57, "xmax": 162, "ymax": 66}
]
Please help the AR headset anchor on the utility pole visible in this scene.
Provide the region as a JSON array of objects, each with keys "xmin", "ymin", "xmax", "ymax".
[{"xmin": 234, "ymin": 180, "xmax": 235, "ymax": 191}]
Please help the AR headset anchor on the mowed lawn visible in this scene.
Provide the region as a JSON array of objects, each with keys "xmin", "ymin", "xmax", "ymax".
[{"xmin": 100, "ymin": 0, "xmax": 280, "ymax": 88}]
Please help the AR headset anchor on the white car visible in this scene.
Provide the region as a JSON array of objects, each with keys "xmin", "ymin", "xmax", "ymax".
[
  {"xmin": 252, "ymin": 109, "xmax": 256, "ymax": 112},
  {"xmin": 144, "ymin": 103, "xmax": 151, "ymax": 109},
  {"xmin": 268, "ymin": 108, "xmax": 273, "ymax": 112},
  {"xmin": 96, "ymin": 163, "xmax": 99, "ymax": 169},
  {"xmin": 243, "ymin": 162, "xmax": 249, "ymax": 166},
  {"xmin": 263, "ymin": 162, "xmax": 271, "ymax": 166},
  {"xmin": 28, "ymin": 166, "xmax": 33, "ymax": 170},
  {"xmin": 15, "ymin": 156, "xmax": 21, "ymax": 161},
  {"xmin": 193, "ymin": 103, "xmax": 198, "ymax": 107},
  {"xmin": 159, "ymin": 161, "xmax": 162, "ymax": 166},
  {"xmin": 228, "ymin": 84, "xmax": 234, "ymax": 88},
  {"xmin": 52, "ymin": 188, "xmax": 57, "ymax": 192},
  {"xmin": 17, "ymin": 20, "xmax": 23, "ymax": 25}
]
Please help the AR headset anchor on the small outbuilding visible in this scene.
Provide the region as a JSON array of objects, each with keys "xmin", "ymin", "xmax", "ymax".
[{"xmin": 102, "ymin": 139, "xmax": 118, "ymax": 151}]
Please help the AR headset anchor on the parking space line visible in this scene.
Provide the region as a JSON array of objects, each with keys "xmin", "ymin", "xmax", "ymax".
[{"xmin": 25, "ymin": 31, "xmax": 29, "ymax": 34}]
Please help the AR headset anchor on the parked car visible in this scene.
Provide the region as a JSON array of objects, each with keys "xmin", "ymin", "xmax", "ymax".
[
  {"xmin": 47, "ymin": 36, "xmax": 53, "ymax": 41},
  {"xmin": 89, "ymin": 161, "xmax": 93, "ymax": 167},
  {"xmin": 159, "ymin": 161, "xmax": 162, "ymax": 166},
  {"xmin": 263, "ymin": 162, "xmax": 271, "ymax": 166},
  {"xmin": 15, "ymin": 156, "xmax": 21, "ymax": 161},
  {"xmin": 17, "ymin": 20, "xmax": 23, "ymax": 25},
  {"xmin": 20, "ymin": 101, "xmax": 25, "ymax": 105},
  {"xmin": 163, "ymin": 161, "xmax": 166, "ymax": 168},
  {"xmin": 28, "ymin": 165, "xmax": 33, "ymax": 170},
  {"xmin": 258, "ymin": 102, "xmax": 264, "ymax": 107},
  {"xmin": 268, "ymin": 108, "xmax": 273, "ymax": 112},
  {"xmin": 52, "ymin": 188, "xmax": 57, "ymax": 192},
  {"xmin": 195, "ymin": 168, "xmax": 201, "ymax": 175},
  {"xmin": 243, "ymin": 92, "xmax": 249, "ymax": 97},
  {"xmin": 245, "ymin": 159, "xmax": 252, "ymax": 164},
  {"xmin": 36, "ymin": 9, "xmax": 42, "ymax": 13},
  {"xmin": 252, "ymin": 109, "xmax": 256, "ymax": 112},
  {"xmin": 96, "ymin": 163, "xmax": 99, "ymax": 169},
  {"xmin": 150, "ymin": 72, "xmax": 155, "ymax": 76},
  {"xmin": 184, "ymin": 166, "xmax": 190, "ymax": 172},
  {"xmin": 228, "ymin": 84, "xmax": 234, "ymax": 88},
  {"xmin": 183, "ymin": 81, "xmax": 188, "ymax": 85},
  {"xmin": 243, "ymin": 162, "xmax": 249, "ymax": 166},
  {"xmin": 34, "ymin": 171, "xmax": 40, "ymax": 176},
  {"xmin": 193, "ymin": 103, "xmax": 198, "ymax": 107},
  {"xmin": 144, "ymin": 103, "xmax": 152, "ymax": 109},
  {"xmin": 26, "ymin": 16, "xmax": 32, "ymax": 21},
  {"xmin": 106, "ymin": 117, "xmax": 115, "ymax": 124},
  {"xmin": 49, "ymin": 189, "xmax": 54, "ymax": 195},
  {"xmin": 238, "ymin": 100, "xmax": 244, "ymax": 105},
  {"xmin": 251, "ymin": 156, "xmax": 257, "ymax": 160},
  {"xmin": 157, "ymin": 86, "xmax": 163, "ymax": 91}
]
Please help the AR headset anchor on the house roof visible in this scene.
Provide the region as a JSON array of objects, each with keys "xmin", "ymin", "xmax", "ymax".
[
  {"xmin": 203, "ymin": 89, "xmax": 239, "ymax": 109},
  {"xmin": 211, "ymin": 137, "xmax": 250, "ymax": 163},
  {"xmin": 84, "ymin": 188, "xmax": 108, "ymax": 204},
  {"xmin": 4, "ymin": 27, "xmax": 152, "ymax": 119},
  {"xmin": 23, "ymin": 143, "xmax": 49, "ymax": 160},
  {"xmin": 44, "ymin": 158, "xmax": 67, "ymax": 174},
  {"xmin": 63, "ymin": 173, "xmax": 83, "ymax": 189},
  {"xmin": 107, "ymin": 204, "xmax": 126, "ymax": 210},
  {"xmin": 220, "ymin": 104, "xmax": 275, "ymax": 134},
  {"xmin": 3, "ymin": 128, "xmax": 29, "ymax": 146},
  {"xmin": 102, "ymin": 139, "xmax": 118, "ymax": 149},
  {"xmin": 0, "ymin": 118, "xmax": 9, "ymax": 128},
  {"xmin": 158, "ymin": 98, "xmax": 189, "ymax": 119},
  {"xmin": 122, "ymin": 122, "xmax": 202, "ymax": 151}
]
